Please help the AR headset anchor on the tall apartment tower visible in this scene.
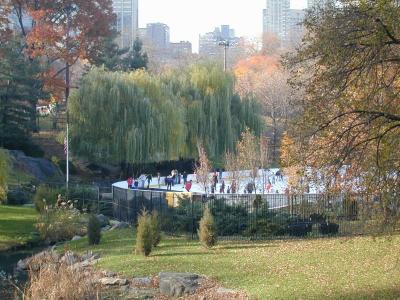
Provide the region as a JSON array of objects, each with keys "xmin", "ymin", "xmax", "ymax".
[
  {"xmin": 263, "ymin": 0, "xmax": 290, "ymax": 41},
  {"xmin": 145, "ymin": 23, "xmax": 170, "ymax": 49},
  {"xmin": 112, "ymin": 0, "xmax": 139, "ymax": 49},
  {"xmin": 307, "ymin": 0, "xmax": 329, "ymax": 9}
]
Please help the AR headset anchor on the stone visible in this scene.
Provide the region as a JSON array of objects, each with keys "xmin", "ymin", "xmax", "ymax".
[
  {"xmin": 121, "ymin": 287, "xmax": 158, "ymax": 299},
  {"xmin": 99, "ymin": 277, "xmax": 127, "ymax": 286},
  {"xmin": 72, "ymin": 235, "xmax": 82, "ymax": 241},
  {"xmin": 131, "ymin": 277, "xmax": 152, "ymax": 287},
  {"xmin": 216, "ymin": 287, "xmax": 237, "ymax": 294},
  {"xmin": 16, "ymin": 259, "xmax": 28, "ymax": 271},
  {"xmin": 96, "ymin": 214, "xmax": 109, "ymax": 227},
  {"xmin": 159, "ymin": 272, "xmax": 200, "ymax": 297},
  {"xmin": 101, "ymin": 270, "xmax": 117, "ymax": 277},
  {"xmin": 101, "ymin": 225, "xmax": 111, "ymax": 232},
  {"xmin": 110, "ymin": 221, "xmax": 129, "ymax": 230}
]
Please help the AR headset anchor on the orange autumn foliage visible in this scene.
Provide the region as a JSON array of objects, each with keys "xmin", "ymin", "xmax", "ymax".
[{"xmin": 234, "ymin": 55, "xmax": 281, "ymax": 97}]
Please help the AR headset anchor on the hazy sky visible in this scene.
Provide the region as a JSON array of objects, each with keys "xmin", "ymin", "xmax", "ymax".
[{"xmin": 140, "ymin": 0, "xmax": 308, "ymax": 52}]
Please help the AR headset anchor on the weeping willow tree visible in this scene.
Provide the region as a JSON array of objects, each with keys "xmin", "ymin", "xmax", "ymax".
[
  {"xmin": 69, "ymin": 68, "xmax": 186, "ymax": 164},
  {"xmin": 69, "ymin": 65, "xmax": 263, "ymax": 166},
  {"xmin": 163, "ymin": 64, "xmax": 264, "ymax": 161}
]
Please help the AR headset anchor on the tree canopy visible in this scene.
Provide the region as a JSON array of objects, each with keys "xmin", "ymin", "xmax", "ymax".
[
  {"xmin": 286, "ymin": 0, "xmax": 400, "ymax": 224},
  {"xmin": 69, "ymin": 65, "xmax": 263, "ymax": 165},
  {"xmin": 0, "ymin": 38, "xmax": 45, "ymax": 150}
]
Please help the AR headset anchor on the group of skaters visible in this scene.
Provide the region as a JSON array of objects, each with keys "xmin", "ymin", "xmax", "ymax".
[
  {"xmin": 126, "ymin": 168, "xmax": 288, "ymax": 194},
  {"xmin": 126, "ymin": 174, "xmax": 153, "ymax": 190},
  {"xmin": 165, "ymin": 170, "xmax": 192, "ymax": 191}
]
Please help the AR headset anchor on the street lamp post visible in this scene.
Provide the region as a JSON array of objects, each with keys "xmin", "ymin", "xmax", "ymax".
[{"xmin": 218, "ymin": 40, "xmax": 230, "ymax": 72}]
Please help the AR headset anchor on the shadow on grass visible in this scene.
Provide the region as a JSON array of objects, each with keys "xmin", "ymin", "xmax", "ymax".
[
  {"xmin": 216, "ymin": 240, "xmax": 279, "ymax": 250},
  {"xmin": 151, "ymin": 251, "xmax": 211, "ymax": 257},
  {"xmin": 318, "ymin": 287, "xmax": 400, "ymax": 300}
]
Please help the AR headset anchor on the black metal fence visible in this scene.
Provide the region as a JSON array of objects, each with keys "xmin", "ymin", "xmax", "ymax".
[
  {"xmin": 112, "ymin": 187, "xmax": 373, "ymax": 239},
  {"xmin": 27, "ymin": 182, "xmax": 114, "ymax": 216}
]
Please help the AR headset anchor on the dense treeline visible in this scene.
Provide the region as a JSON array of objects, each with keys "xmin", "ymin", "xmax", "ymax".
[
  {"xmin": 0, "ymin": 38, "xmax": 45, "ymax": 154},
  {"xmin": 69, "ymin": 65, "xmax": 263, "ymax": 165}
]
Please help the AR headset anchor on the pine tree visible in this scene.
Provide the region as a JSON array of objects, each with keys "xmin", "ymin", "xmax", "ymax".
[
  {"xmin": 135, "ymin": 209, "xmax": 153, "ymax": 256},
  {"xmin": 198, "ymin": 206, "xmax": 217, "ymax": 249},
  {"xmin": 0, "ymin": 38, "xmax": 45, "ymax": 150},
  {"xmin": 150, "ymin": 211, "xmax": 161, "ymax": 247},
  {"xmin": 89, "ymin": 32, "xmax": 129, "ymax": 71},
  {"xmin": 88, "ymin": 214, "xmax": 101, "ymax": 245},
  {"xmin": 124, "ymin": 38, "xmax": 148, "ymax": 71}
]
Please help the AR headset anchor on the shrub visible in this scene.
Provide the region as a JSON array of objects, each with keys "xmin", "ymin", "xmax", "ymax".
[
  {"xmin": 244, "ymin": 219, "xmax": 285, "ymax": 237},
  {"xmin": 198, "ymin": 206, "xmax": 217, "ymax": 248},
  {"xmin": 135, "ymin": 209, "xmax": 153, "ymax": 256},
  {"xmin": 6, "ymin": 188, "xmax": 30, "ymax": 205},
  {"xmin": 26, "ymin": 252, "xmax": 100, "ymax": 299},
  {"xmin": 87, "ymin": 214, "xmax": 101, "ymax": 245},
  {"xmin": 310, "ymin": 213, "xmax": 326, "ymax": 223},
  {"xmin": 343, "ymin": 196, "xmax": 358, "ymax": 220},
  {"xmin": 287, "ymin": 222, "xmax": 313, "ymax": 237},
  {"xmin": 34, "ymin": 185, "xmax": 60, "ymax": 211},
  {"xmin": 320, "ymin": 222, "xmax": 340, "ymax": 235},
  {"xmin": 0, "ymin": 148, "xmax": 10, "ymax": 204},
  {"xmin": 35, "ymin": 208, "xmax": 87, "ymax": 243},
  {"xmin": 210, "ymin": 199, "xmax": 248, "ymax": 236},
  {"xmin": 150, "ymin": 211, "xmax": 161, "ymax": 247}
]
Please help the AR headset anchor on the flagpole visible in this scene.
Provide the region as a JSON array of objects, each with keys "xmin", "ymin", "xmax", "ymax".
[
  {"xmin": 66, "ymin": 122, "xmax": 69, "ymax": 196},
  {"xmin": 66, "ymin": 123, "xmax": 69, "ymax": 188}
]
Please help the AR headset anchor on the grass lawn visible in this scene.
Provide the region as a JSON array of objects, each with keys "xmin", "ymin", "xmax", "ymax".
[
  {"xmin": 0, "ymin": 205, "xmax": 38, "ymax": 251},
  {"xmin": 65, "ymin": 229, "xmax": 400, "ymax": 299}
]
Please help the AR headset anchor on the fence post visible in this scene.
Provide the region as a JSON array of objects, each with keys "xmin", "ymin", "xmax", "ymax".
[
  {"xmin": 191, "ymin": 194, "xmax": 194, "ymax": 240},
  {"xmin": 97, "ymin": 185, "xmax": 100, "ymax": 214}
]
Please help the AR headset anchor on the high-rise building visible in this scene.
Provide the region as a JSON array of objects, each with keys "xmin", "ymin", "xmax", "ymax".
[
  {"xmin": 145, "ymin": 23, "xmax": 170, "ymax": 49},
  {"xmin": 170, "ymin": 41, "xmax": 192, "ymax": 58},
  {"xmin": 263, "ymin": 0, "xmax": 306, "ymax": 47},
  {"xmin": 263, "ymin": 0, "xmax": 290, "ymax": 42},
  {"xmin": 287, "ymin": 9, "xmax": 305, "ymax": 47},
  {"xmin": 112, "ymin": 0, "xmax": 139, "ymax": 49},
  {"xmin": 307, "ymin": 0, "xmax": 329, "ymax": 9},
  {"xmin": 199, "ymin": 25, "xmax": 244, "ymax": 68}
]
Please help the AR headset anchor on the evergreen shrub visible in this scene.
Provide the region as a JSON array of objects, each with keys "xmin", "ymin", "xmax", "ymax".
[
  {"xmin": 88, "ymin": 214, "xmax": 101, "ymax": 245},
  {"xmin": 198, "ymin": 206, "xmax": 217, "ymax": 248},
  {"xmin": 150, "ymin": 211, "xmax": 161, "ymax": 247},
  {"xmin": 135, "ymin": 209, "xmax": 153, "ymax": 256}
]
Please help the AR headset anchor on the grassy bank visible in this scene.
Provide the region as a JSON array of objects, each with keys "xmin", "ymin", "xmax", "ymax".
[
  {"xmin": 65, "ymin": 229, "xmax": 400, "ymax": 299},
  {"xmin": 0, "ymin": 205, "xmax": 38, "ymax": 251}
]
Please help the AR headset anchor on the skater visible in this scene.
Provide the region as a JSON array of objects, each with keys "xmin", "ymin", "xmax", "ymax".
[
  {"xmin": 220, "ymin": 180, "xmax": 225, "ymax": 193},
  {"xmin": 127, "ymin": 177, "xmax": 133, "ymax": 189},
  {"xmin": 166, "ymin": 177, "xmax": 173, "ymax": 191},
  {"xmin": 231, "ymin": 180, "xmax": 236, "ymax": 194},
  {"xmin": 157, "ymin": 172, "xmax": 161, "ymax": 188},
  {"xmin": 183, "ymin": 171, "xmax": 188, "ymax": 184},
  {"xmin": 146, "ymin": 174, "xmax": 152, "ymax": 189},
  {"xmin": 213, "ymin": 172, "xmax": 218, "ymax": 189},
  {"xmin": 185, "ymin": 180, "xmax": 193, "ymax": 192}
]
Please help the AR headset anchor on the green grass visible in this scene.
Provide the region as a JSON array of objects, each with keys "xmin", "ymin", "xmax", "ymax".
[
  {"xmin": 65, "ymin": 229, "xmax": 400, "ymax": 299},
  {"xmin": 0, "ymin": 205, "xmax": 38, "ymax": 251}
]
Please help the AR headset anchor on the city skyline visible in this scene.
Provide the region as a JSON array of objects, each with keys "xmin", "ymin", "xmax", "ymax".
[{"xmin": 140, "ymin": 0, "xmax": 307, "ymax": 52}]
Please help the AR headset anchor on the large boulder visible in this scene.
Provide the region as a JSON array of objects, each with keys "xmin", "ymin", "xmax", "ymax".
[
  {"xmin": 96, "ymin": 214, "xmax": 109, "ymax": 227},
  {"xmin": 9, "ymin": 150, "xmax": 63, "ymax": 182},
  {"xmin": 110, "ymin": 221, "xmax": 129, "ymax": 230},
  {"xmin": 159, "ymin": 272, "xmax": 200, "ymax": 297}
]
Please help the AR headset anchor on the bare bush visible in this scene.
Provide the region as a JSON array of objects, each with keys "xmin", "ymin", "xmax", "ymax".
[{"xmin": 25, "ymin": 252, "xmax": 100, "ymax": 300}]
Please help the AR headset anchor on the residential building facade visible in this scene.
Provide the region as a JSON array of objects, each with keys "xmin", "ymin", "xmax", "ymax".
[{"xmin": 112, "ymin": 0, "xmax": 139, "ymax": 49}]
